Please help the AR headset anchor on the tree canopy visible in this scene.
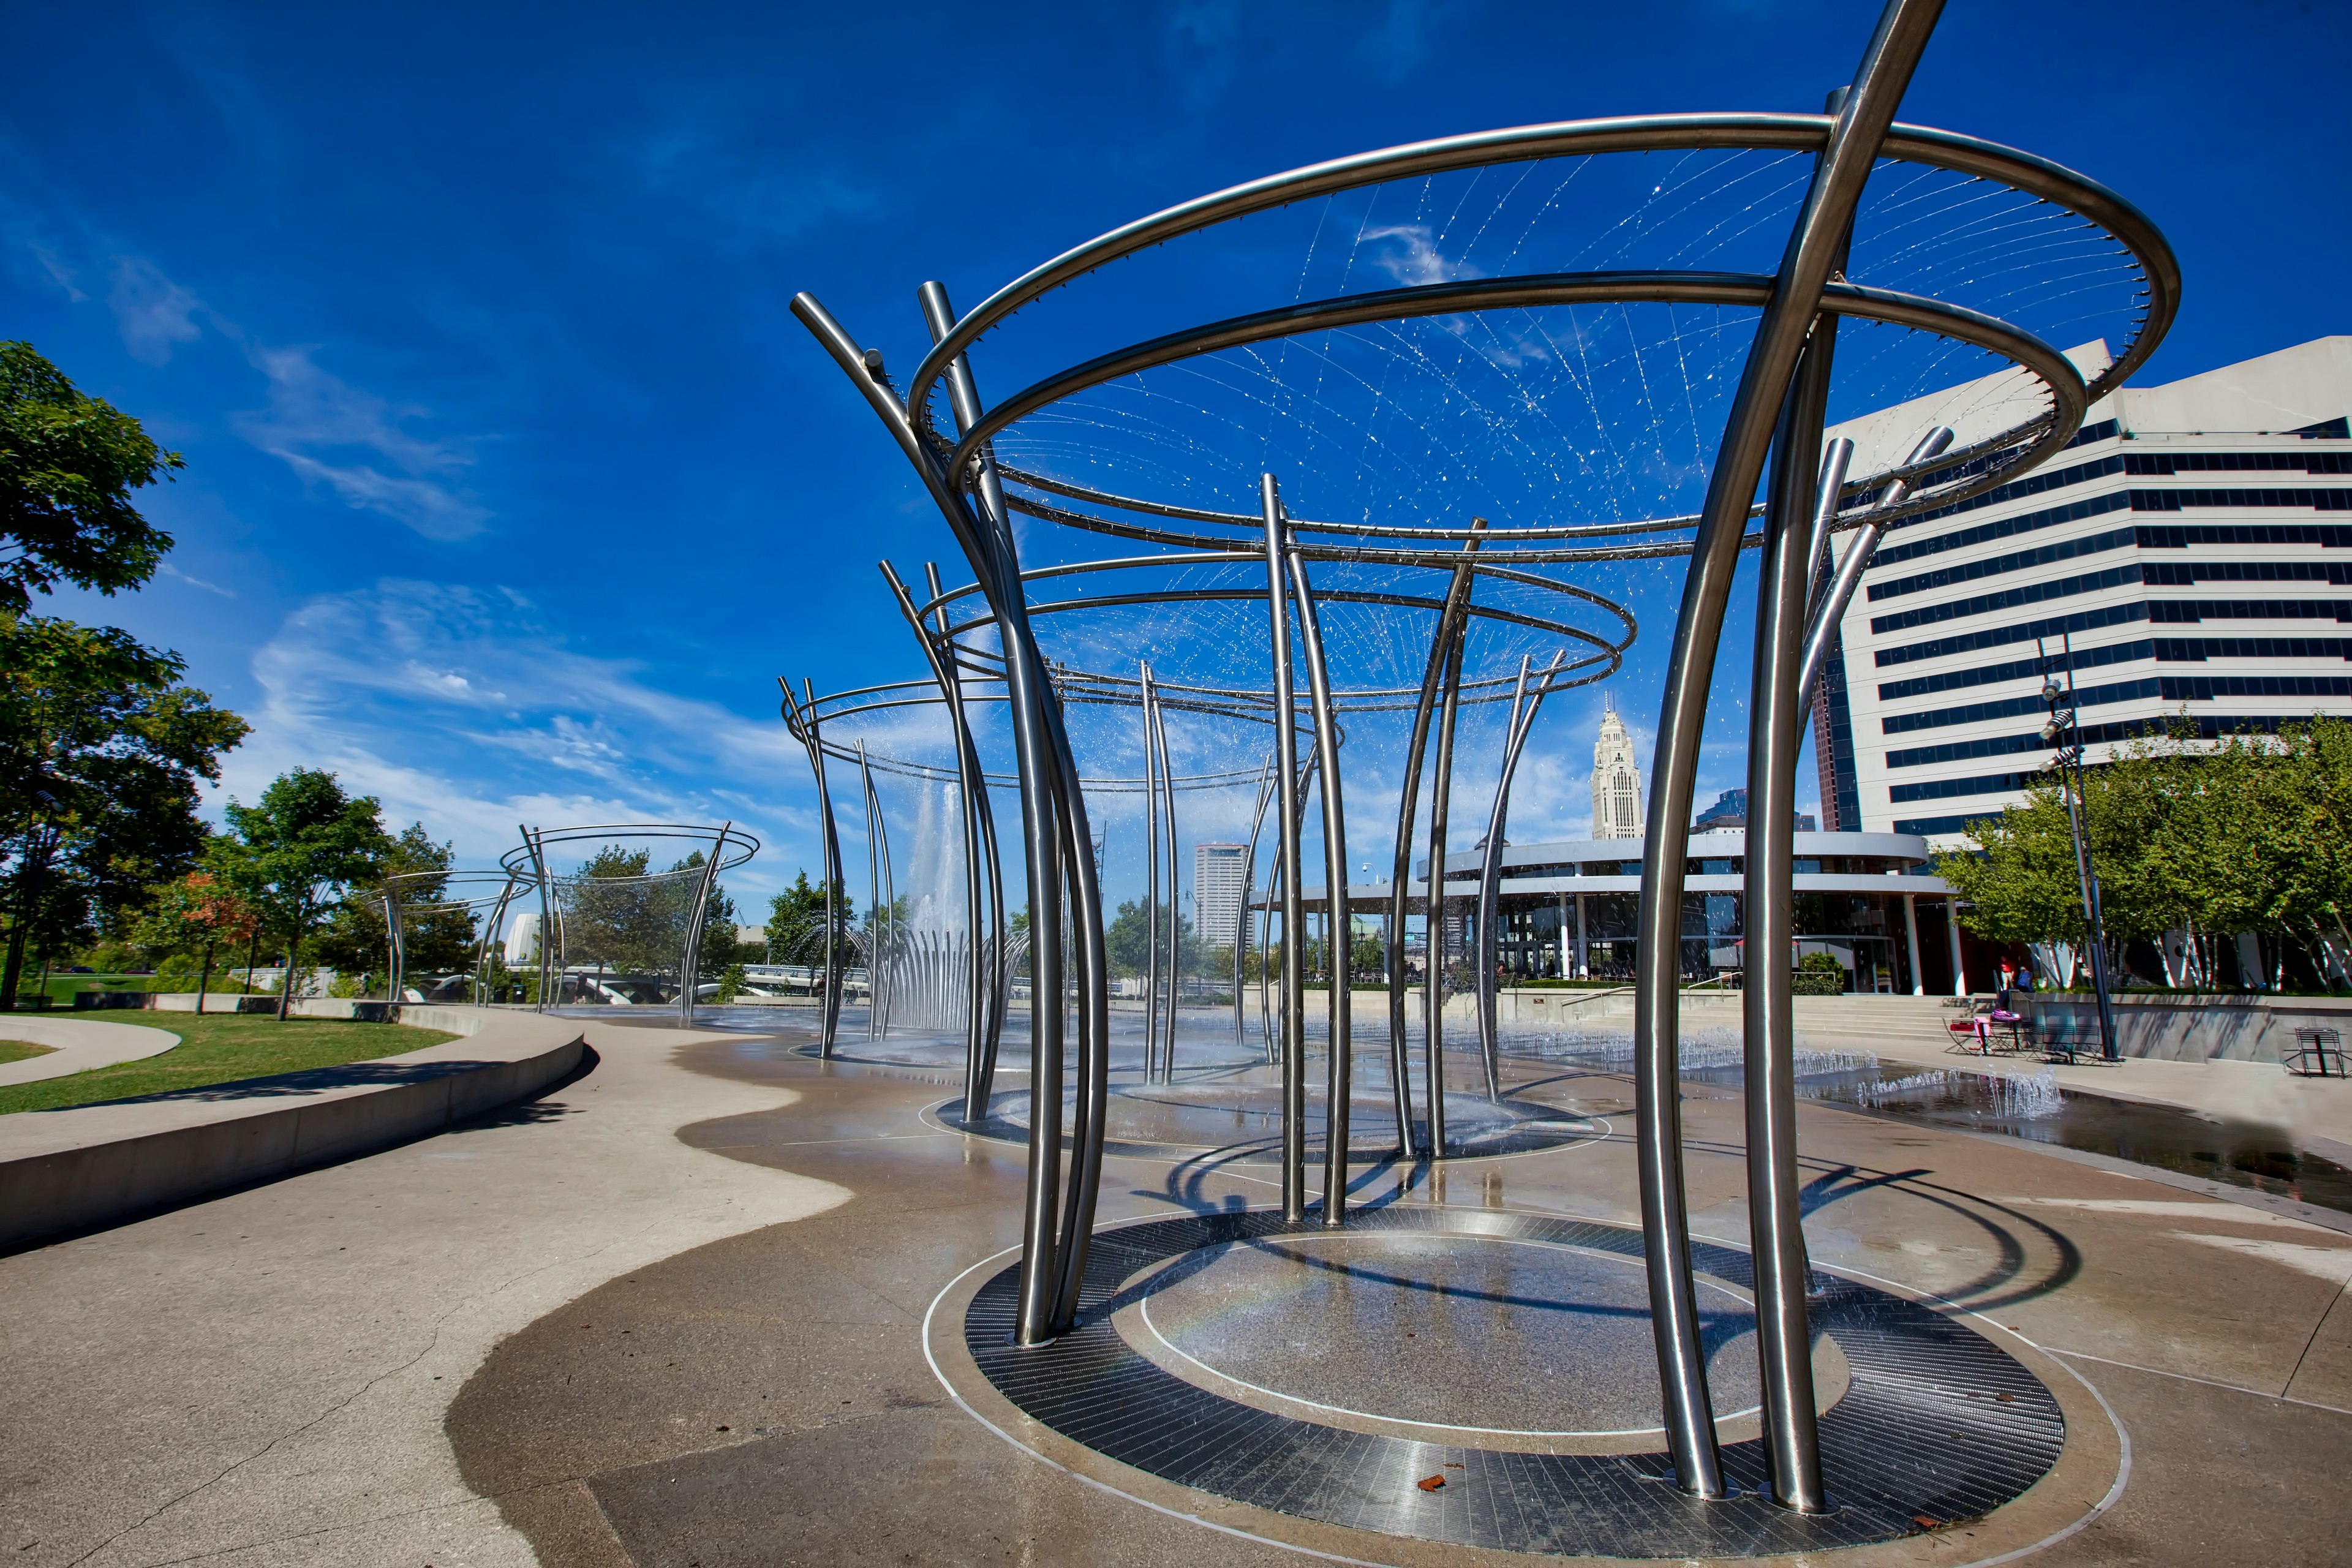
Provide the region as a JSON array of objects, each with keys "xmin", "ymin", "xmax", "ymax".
[
  {"xmin": 1936, "ymin": 715, "xmax": 2352, "ymax": 990},
  {"xmin": 0, "ymin": 342, "xmax": 181, "ymax": 613},
  {"xmin": 0, "ymin": 616, "xmax": 247, "ymax": 1004},
  {"xmin": 211, "ymin": 769, "xmax": 393, "ymax": 1016}
]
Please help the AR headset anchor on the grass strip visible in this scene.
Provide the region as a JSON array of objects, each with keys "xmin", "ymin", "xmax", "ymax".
[
  {"xmin": 0, "ymin": 1014, "xmax": 458, "ymax": 1117},
  {"xmin": 0, "ymin": 1039, "xmax": 59, "ymax": 1066}
]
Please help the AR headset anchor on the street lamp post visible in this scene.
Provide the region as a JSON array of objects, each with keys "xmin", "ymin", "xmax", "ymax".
[{"xmin": 2038, "ymin": 633, "xmax": 2119, "ymax": 1061}]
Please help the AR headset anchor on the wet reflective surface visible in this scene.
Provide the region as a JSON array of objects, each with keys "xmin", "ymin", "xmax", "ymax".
[
  {"xmin": 1138, "ymin": 1231, "xmax": 1760, "ymax": 1434},
  {"xmin": 1801, "ymin": 1065, "xmax": 2352, "ymax": 1215}
]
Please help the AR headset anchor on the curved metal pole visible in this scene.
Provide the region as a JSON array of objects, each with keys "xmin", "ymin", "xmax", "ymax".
[
  {"xmin": 383, "ymin": 891, "xmax": 404, "ymax": 1006},
  {"xmin": 1287, "ymin": 542, "xmax": 1352, "ymax": 1226},
  {"xmin": 807, "ymin": 684, "xmax": 847, "ymax": 1054},
  {"xmin": 1156, "ymin": 689, "xmax": 1180, "ymax": 1084},
  {"xmin": 1387, "ymin": 520, "xmax": 1487, "ymax": 1159},
  {"xmin": 918, "ymin": 286, "xmax": 1110, "ymax": 1340},
  {"xmin": 1632, "ymin": 0, "xmax": 1945, "ymax": 1501},
  {"xmin": 1475, "ymin": 658, "xmax": 1532, "ymax": 1101},
  {"xmin": 1476, "ymin": 650, "xmax": 1568, "ymax": 1099},
  {"xmin": 889, "ymin": 560, "xmax": 993, "ymax": 1117},
  {"xmin": 1425, "ymin": 629, "xmax": 1466, "ymax": 1160},
  {"xmin": 800, "ymin": 284, "xmax": 1074, "ymax": 1339},
  {"xmin": 930, "ymin": 566, "xmax": 1011, "ymax": 1105},
  {"xmin": 682, "ymin": 821, "xmax": 730, "ymax": 1028},
  {"xmin": 1263, "ymin": 474, "xmax": 1308, "ymax": 1223},
  {"xmin": 1796, "ymin": 425, "xmax": 1954, "ymax": 701},
  {"xmin": 1237, "ymin": 752, "xmax": 1275, "ymax": 1052},
  {"xmin": 521, "ymin": 824, "xmax": 554, "ymax": 1012},
  {"xmin": 1746, "ymin": 318, "xmax": 1838, "ymax": 1513},
  {"xmin": 1142, "ymin": 662, "xmax": 1162, "ymax": 1082},
  {"xmin": 859, "ymin": 742, "xmax": 883, "ymax": 1039}
]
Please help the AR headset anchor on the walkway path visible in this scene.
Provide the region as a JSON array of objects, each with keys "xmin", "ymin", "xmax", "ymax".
[
  {"xmin": 0, "ymin": 1017, "xmax": 180, "ymax": 1089},
  {"xmin": 0, "ymin": 1022, "xmax": 845, "ymax": 1567}
]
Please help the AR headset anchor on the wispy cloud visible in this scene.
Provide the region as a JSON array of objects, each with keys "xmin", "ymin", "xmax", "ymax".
[
  {"xmin": 234, "ymin": 343, "xmax": 491, "ymax": 541},
  {"xmin": 108, "ymin": 255, "xmax": 205, "ymax": 364},
  {"xmin": 1359, "ymin": 222, "xmax": 1486, "ymax": 287},
  {"xmin": 159, "ymin": 562, "xmax": 236, "ymax": 598},
  {"xmin": 224, "ymin": 580, "xmax": 812, "ymax": 894}
]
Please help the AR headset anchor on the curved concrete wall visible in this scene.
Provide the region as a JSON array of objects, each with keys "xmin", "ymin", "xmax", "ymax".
[{"xmin": 0, "ymin": 1011, "xmax": 584, "ymax": 1251}]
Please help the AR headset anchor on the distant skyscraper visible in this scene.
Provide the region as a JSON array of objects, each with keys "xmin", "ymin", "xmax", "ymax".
[
  {"xmin": 1193, "ymin": 843, "xmax": 1249, "ymax": 950},
  {"xmin": 1591, "ymin": 697, "xmax": 1643, "ymax": 838}
]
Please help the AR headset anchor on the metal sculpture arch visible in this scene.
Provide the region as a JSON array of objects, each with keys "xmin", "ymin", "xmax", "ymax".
[
  {"xmin": 498, "ymin": 822, "xmax": 759, "ymax": 1028},
  {"xmin": 790, "ymin": 0, "xmax": 2174, "ymax": 1517}
]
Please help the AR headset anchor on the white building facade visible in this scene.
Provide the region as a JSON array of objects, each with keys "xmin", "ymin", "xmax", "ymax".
[
  {"xmin": 1192, "ymin": 842, "xmax": 1249, "ymax": 951},
  {"xmin": 1815, "ymin": 336, "xmax": 2352, "ymax": 845},
  {"xmin": 1591, "ymin": 696, "xmax": 1643, "ymax": 838}
]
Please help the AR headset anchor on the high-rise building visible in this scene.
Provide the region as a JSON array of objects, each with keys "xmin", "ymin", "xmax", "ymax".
[
  {"xmin": 1591, "ymin": 696, "xmax": 1643, "ymax": 837},
  {"xmin": 1192, "ymin": 842, "xmax": 1249, "ymax": 951},
  {"xmin": 1815, "ymin": 336, "xmax": 2352, "ymax": 845}
]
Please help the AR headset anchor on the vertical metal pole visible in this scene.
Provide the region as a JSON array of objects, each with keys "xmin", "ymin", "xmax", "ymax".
[
  {"xmin": 1237, "ymin": 752, "xmax": 1275, "ymax": 1051},
  {"xmin": 1157, "ymin": 691, "xmax": 1181, "ymax": 1083},
  {"xmin": 1425, "ymin": 630, "xmax": 1466, "ymax": 1160},
  {"xmin": 918, "ymin": 562, "xmax": 993, "ymax": 1118},
  {"xmin": 1575, "ymin": 891, "xmax": 1589, "ymax": 979},
  {"xmin": 1904, "ymin": 893, "xmax": 1923, "ymax": 995},
  {"xmin": 860, "ymin": 742, "xmax": 882, "ymax": 1039},
  {"xmin": 1287, "ymin": 542, "xmax": 1352, "ymax": 1225},
  {"xmin": 1947, "ymin": 897, "xmax": 1967, "ymax": 995},
  {"xmin": 1634, "ymin": 0, "xmax": 1943, "ymax": 1497},
  {"xmin": 683, "ymin": 824, "xmax": 729, "ymax": 1029},
  {"xmin": 1476, "ymin": 650, "xmax": 1569, "ymax": 1098},
  {"xmin": 1746, "ymin": 326, "xmax": 1836, "ymax": 1514},
  {"xmin": 1142, "ymin": 663, "xmax": 1162, "ymax": 1082},
  {"xmin": 2059, "ymin": 630, "xmax": 2120, "ymax": 1060},
  {"xmin": 1264, "ymin": 475, "xmax": 1308, "ymax": 1222},
  {"xmin": 384, "ymin": 891, "xmax": 404, "ymax": 1006},
  {"xmin": 521, "ymin": 825, "xmax": 554, "ymax": 1012},
  {"xmin": 1387, "ymin": 522, "xmax": 1486, "ymax": 1159}
]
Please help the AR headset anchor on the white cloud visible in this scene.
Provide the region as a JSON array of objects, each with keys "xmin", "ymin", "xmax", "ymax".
[
  {"xmin": 234, "ymin": 344, "xmax": 492, "ymax": 540},
  {"xmin": 108, "ymin": 255, "xmax": 204, "ymax": 364},
  {"xmin": 221, "ymin": 581, "xmax": 815, "ymax": 896},
  {"xmin": 159, "ymin": 562, "xmax": 236, "ymax": 598},
  {"xmin": 1359, "ymin": 222, "xmax": 1485, "ymax": 288}
]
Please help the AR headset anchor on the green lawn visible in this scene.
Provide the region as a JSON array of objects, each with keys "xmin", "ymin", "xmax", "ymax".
[
  {"xmin": 0, "ymin": 1039, "xmax": 58, "ymax": 1066},
  {"xmin": 0, "ymin": 1014, "xmax": 458, "ymax": 1117}
]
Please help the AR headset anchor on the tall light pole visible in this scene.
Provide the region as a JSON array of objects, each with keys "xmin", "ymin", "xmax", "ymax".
[{"xmin": 2038, "ymin": 633, "xmax": 2119, "ymax": 1061}]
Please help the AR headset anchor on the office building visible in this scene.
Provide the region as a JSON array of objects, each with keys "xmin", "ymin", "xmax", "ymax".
[
  {"xmin": 1591, "ymin": 695, "xmax": 1643, "ymax": 837},
  {"xmin": 1814, "ymin": 336, "xmax": 2352, "ymax": 845},
  {"xmin": 1193, "ymin": 842, "xmax": 1249, "ymax": 951}
]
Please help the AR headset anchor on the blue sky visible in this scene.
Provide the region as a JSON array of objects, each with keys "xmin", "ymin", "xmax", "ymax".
[{"xmin": 4, "ymin": 0, "xmax": 2346, "ymax": 912}]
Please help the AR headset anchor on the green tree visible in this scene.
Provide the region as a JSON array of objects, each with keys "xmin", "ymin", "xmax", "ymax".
[
  {"xmin": 211, "ymin": 769, "xmax": 393, "ymax": 1019},
  {"xmin": 0, "ymin": 342, "xmax": 181, "ymax": 613},
  {"xmin": 764, "ymin": 870, "xmax": 853, "ymax": 965},
  {"xmin": 0, "ymin": 617, "xmax": 247, "ymax": 1006},
  {"xmin": 1106, "ymin": 898, "xmax": 1200, "ymax": 978},
  {"xmin": 132, "ymin": 869, "xmax": 259, "ymax": 1014},
  {"xmin": 313, "ymin": 824, "xmax": 477, "ymax": 995}
]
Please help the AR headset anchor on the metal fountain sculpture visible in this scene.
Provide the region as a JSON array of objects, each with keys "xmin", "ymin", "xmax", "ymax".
[{"xmin": 788, "ymin": 0, "xmax": 2174, "ymax": 1512}]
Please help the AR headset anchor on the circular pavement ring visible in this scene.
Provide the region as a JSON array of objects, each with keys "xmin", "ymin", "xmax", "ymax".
[
  {"xmin": 926, "ymin": 1205, "xmax": 2125, "ymax": 1564},
  {"xmin": 935, "ymin": 1090, "xmax": 1605, "ymax": 1165}
]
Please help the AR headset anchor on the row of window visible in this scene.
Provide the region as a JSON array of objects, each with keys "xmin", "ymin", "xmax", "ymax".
[
  {"xmin": 2127, "ymin": 450, "xmax": 2352, "ymax": 475},
  {"xmin": 2143, "ymin": 559, "xmax": 2352, "ymax": 586},
  {"xmin": 1886, "ymin": 712, "xmax": 2319, "ymax": 770},
  {"xmin": 1877, "ymin": 638, "xmax": 2154, "ymax": 703},
  {"xmin": 1882, "ymin": 676, "xmax": 2161, "ymax": 737},
  {"xmin": 1883, "ymin": 669, "xmax": 2352, "ymax": 739},
  {"xmin": 1872, "ymin": 601, "xmax": 2146, "ymax": 669},
  {"xmin": 1868, "ymin": 524, "xmax": 2135, "ymax": 603},
  {"xmin": 1878, "ymin": 636, "xmax": 2352, "ymax": 706}
]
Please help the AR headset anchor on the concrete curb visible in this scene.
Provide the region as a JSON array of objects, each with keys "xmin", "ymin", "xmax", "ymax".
[
  {"xmin": 0, "ymin": 1011, "xmax": 585, "ymax": 1252},
  {"xmin": 0, "ymin": 1017, "xmax": 183, "ymax": 1088}
]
